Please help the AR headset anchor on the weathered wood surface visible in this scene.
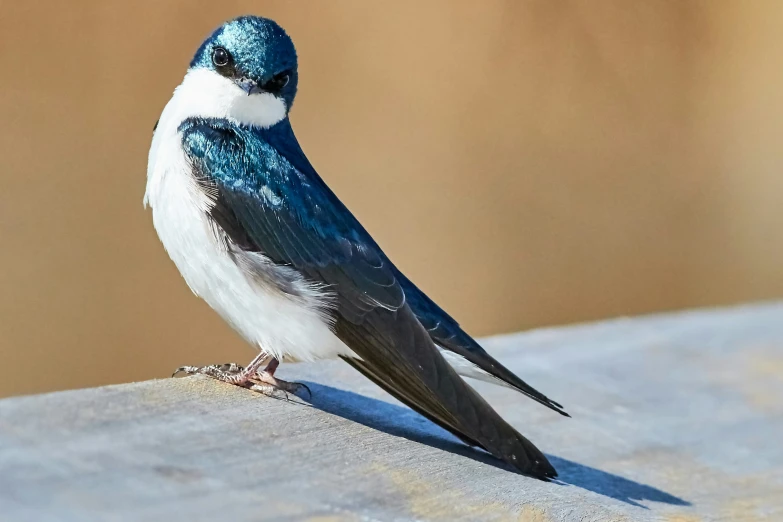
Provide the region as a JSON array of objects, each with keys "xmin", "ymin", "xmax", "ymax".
[{"xmin": 1, "ymin": 303, "xmax": 782, "ymax": 522}]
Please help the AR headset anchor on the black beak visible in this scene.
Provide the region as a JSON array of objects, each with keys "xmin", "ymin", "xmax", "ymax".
[{"xmin": 236, "ymin": 77, "xmax": 263, "ymax": 96}]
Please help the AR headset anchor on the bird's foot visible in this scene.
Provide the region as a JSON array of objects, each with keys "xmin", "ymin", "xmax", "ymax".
[
  {"xmin": 171, "ymin": 363, "xmax": 252, "ymax": 380},
  {"xmin": 172, "ymin": 352, "xmax": 270, "ymax": 387},
  {"xmin": 173, "ymin": 362, "xmax": 246, "ymax": 381},
  {"xmin": 172, "ymin": 355, "xmax": 309, "ymax": 399},
  {"xmin": 248, "ymin": 371, "xmax": 311, "ymax": 400}
]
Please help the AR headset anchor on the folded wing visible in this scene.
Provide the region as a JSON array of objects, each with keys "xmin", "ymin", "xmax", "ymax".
[{"xmin": 180, "ymin": 117, "xmax": 558, "ymax": 478}]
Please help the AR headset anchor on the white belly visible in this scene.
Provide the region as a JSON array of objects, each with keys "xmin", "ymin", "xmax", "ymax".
[{"xmin": 144, "ymin": 87, "xmax": 352, "ymax": 363}]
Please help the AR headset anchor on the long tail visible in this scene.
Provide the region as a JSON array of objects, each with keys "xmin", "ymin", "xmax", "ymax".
[{"xmin": 337, "ymin": 305, "xmax": 557, "ymax": 479}]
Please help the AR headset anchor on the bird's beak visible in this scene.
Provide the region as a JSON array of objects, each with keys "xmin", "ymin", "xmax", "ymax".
[{"xmin": 236, "ymin": 77, "xmax": 263, "ymax": 96}]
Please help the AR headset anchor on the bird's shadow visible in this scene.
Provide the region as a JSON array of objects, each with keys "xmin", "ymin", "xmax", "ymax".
[{"xmin": 291, "ymin": 381, "xmax": 690, "ymax": 509}]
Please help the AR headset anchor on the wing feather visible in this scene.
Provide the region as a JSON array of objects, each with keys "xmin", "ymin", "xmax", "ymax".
[{"xmin": 179, "ymin": 117, "xmax": 559, "ymax": 478}]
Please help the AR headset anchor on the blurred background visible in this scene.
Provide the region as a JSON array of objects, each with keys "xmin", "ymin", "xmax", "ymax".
[{"xmin": 1, "ymin": 1, "xmax": 782, "ymax": 398}]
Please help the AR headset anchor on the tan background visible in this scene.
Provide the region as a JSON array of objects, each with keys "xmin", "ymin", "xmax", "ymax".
[{"xmin": 1, "ymin": 1, "xmax": 782, "ymax": 398}]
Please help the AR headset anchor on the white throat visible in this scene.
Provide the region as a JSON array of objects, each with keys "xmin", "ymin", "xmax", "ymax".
[{"xmin": 166, "ymin": 67, "xmax": 288, "ymax": 128}]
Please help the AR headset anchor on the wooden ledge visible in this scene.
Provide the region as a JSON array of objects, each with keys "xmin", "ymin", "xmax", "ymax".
[{"xmin": 1, "ymin": 303, "xmax": 782, "ymax": 521}]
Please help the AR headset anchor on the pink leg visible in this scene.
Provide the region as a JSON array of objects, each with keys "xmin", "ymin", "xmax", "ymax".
[
  {"xmin": 249, "ymin": 357, "xmax": 311, "ymax": 398},
  {"xmin": 263, "ymin": 357, "xmax": 280, "ymax": 376}
]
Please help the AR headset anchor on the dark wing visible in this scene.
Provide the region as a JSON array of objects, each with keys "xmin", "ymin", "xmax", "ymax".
[
  {"xmin": 398, "ymin": 272, "xmax": 569, "ymax": 416},
  {"xmin": 262, "ymin": 117, "xmax": 568, "ymax": 417},
  {"xmin": 179, "ymin": 117, "xmax": 557, "ymax": 478}
]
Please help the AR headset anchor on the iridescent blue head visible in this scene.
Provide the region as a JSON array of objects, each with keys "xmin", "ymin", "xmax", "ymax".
[{"xmin": 190, "ymin": 16, "xmax": 298, "ymax": 110}]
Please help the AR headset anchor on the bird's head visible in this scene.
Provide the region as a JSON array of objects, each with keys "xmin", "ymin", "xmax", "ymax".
[{"xmin": 182, "ymin": 16, "xmax": 298, "ymax": 128}]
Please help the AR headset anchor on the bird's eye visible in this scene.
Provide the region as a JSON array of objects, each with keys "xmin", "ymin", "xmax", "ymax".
[
  {"xmin": 263, "ymin": 72, "xmax": 290, "ymax": 93},
  {"xmin": 212, "ymin": 47, "xmax": 231, "ymax": 67}
]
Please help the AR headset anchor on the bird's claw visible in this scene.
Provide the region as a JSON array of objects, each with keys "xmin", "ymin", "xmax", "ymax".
[
  {"xmin": 172, "ymin": 365, "xmax": 198, "ymax": 378},
  {"xmin": 249, "ymin": 372, "xmax": 311, "ymax": 400},
  {"xmin": 170, "ymin": 361, "xmax": 309, "ymax": 399}
]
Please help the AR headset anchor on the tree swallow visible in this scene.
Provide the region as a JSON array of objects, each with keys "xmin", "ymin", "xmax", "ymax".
[{"xmin": 145, "ymin": 16, "xmax": 567, "ymax": 479}]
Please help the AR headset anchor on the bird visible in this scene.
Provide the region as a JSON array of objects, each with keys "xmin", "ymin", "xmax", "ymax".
[{"xmin": 145, "ymin": 15, "xmax": 568, "ymax": 479}]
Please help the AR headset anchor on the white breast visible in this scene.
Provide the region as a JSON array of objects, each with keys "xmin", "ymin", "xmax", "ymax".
[{"xmin": 144, "ymin": 68, "xmax": 353, "ymax": 362}]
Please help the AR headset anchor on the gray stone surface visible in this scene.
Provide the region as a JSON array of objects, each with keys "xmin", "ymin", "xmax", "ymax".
[{"xmin": 1, "ymin": 303, "xmax": 782, "ymax": 521}]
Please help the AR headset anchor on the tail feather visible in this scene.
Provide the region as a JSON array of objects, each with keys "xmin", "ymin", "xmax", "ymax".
[
  {"xmin": 436, "ymin": 334, "xmax": 569, "ymax": 417},
  {"xmin": 397, "ymin": 270, "xmax": 568, "ymax": 417},
  {"xmin": 336, "ymin": 305, "xmax": 557, "ymax": 479}
]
